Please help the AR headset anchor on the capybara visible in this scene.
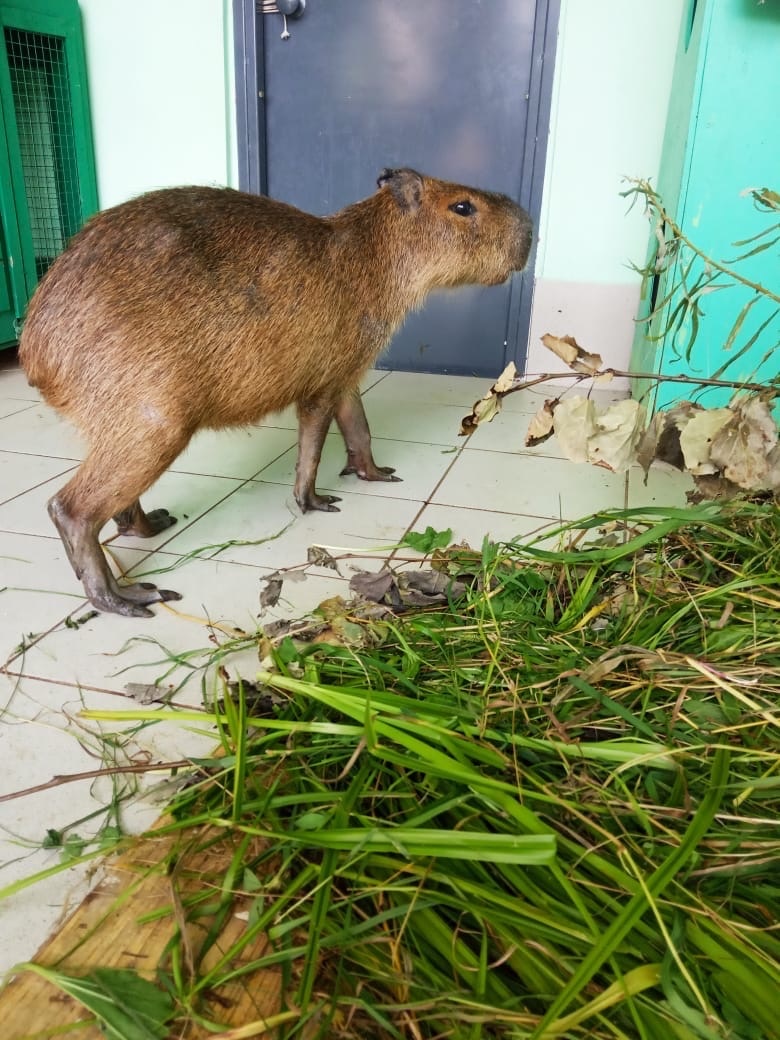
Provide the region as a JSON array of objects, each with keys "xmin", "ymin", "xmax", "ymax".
[{"xmin": 19, "ymin": 168, "xmax": 533, "ymax": 616}]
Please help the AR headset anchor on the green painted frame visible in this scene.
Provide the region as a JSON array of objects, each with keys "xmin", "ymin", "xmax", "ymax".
[{"xmin": 0, "ymin": 0, "xmax": 98, "ymax": 347}]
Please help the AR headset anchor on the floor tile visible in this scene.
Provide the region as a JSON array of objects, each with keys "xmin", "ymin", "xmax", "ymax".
[
  {"xmin": 170, "ymin": 425, "xmax": 297, "ymax": 479},
  {"xmin": 0, "ymin": 670, "xmax": 205, "ymax": 977},
  {"xmin": 0, "ymin": 533, "xmax": 87, "ymax": 665},
  {"xmin": 432, "ymin": 448, "xmax": 628, "ymax": 520},
  {"xmin": 412, "ymin": 503, "xmax": 564, "ymax": 550},
  {"xmin": 0, "ymin": 351, "xmax": 703, "ymax": 978},
  {"xmin": 0, "ymin": 400, "xmax": 37, "ymax": 422},
  {"xmin": 627, "ymin": 462, "xmax": 694, "ymax": 508},
  {"xmin": 257, "ymin": 433, "xmax": 460, "ymax": 502},
  {"xmin": 0, "ymin": 404, "xmax": 85, "ymax": 459},
  {"xmin": 153, "ymin": 480, "xmax": 424, "ymax": 569},
  {"xmin": 362, "ymin": 370, "xmax": 494, "ymax": 408},
  {"xmin": 0, "ymin": 467, "xmax": 245, "ymax": 544},
  {"xmin": 359, "ymin": 394, "xmax": 468, "ymax": 446},
  {"xmin": 0, "ymin": 452, "xmax": 76, "ymax": 509},
  {"xmin": 0, "ymin": 354, "xmax": 41, "ymax": 402},
  {"xmin": 5, "ymin": 548, "xmax": 350, "ymax": 700}
]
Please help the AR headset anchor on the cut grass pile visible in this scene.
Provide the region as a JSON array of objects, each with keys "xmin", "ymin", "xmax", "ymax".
[{"xmin": 80, "ymin": 503, "xmax": 780, "ymax": 1036}]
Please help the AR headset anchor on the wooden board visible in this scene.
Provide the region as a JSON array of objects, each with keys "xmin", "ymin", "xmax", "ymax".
[{"xmin": 0, "ymin": 825, "xmax": 281, "ymax": 1039}]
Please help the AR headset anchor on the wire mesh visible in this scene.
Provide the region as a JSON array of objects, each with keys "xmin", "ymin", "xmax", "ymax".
[{"xmin": 4, "ymin": 27, "xmax": 82, "ymax": 279}]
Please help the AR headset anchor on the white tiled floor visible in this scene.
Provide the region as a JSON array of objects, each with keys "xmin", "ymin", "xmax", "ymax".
[{"xmin": 0, "ymin": 349, "xmax": 693, "ymax": 976}]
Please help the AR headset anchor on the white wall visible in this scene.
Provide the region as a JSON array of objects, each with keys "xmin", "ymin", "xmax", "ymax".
[
  {"xmin": 527, "ymin": 0, "xmax": 683, "ymax": 380},
  {"xmin": 79, "ymin": 0, "xmax": 237, "ymax": 208}
]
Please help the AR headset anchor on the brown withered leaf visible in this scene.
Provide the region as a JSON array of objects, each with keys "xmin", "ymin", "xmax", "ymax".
[
  {"xmin": 307, "ymin": 545, "xmax": 340, "ymax": 571},
  {"xmin": 678, "ymin": 408, "xmax": 732, "ymax": 475},
  {"xmin": 551, "ymin": 397, "xmax": 597, "ymax": 463},
  {"xmin": 709, "ymin": 396, "xmax": 778, "ymax": 488},
  {"xmin": 540, "ymin": 333, "xmax": 603, "ymax": 375},
  {"xmin": 349, "ymin": 567, "xmax": 467, "ymax": 610},
  {"xmin": 349, "ymin": 570, "xmax": 397, "ymax": 604},
  {"xmin": 763, "ymin": 442, "xmax": 780, "ymax": 491},
  {"xmin": 525, "ymin": 398, "xmax": 558, "ymax": 447},
  {"xmin": 688, "ymin": 474, "xmax": 743, "ymax": 502},
  {"xmin": 493, "ymin": 360, "xmax": 518, "ymax": 393},
  {"xmin": 125, "ymin": 682, "xmax": 170, "ymax": 705},
  {"xmin": 541, "ymin": 333, "xmax": 578, "ymax": 365},
  {"xmin": 546, "ymin": 397, "xmax": 645, "ymax": 473},
  {"xmin": 636, "ymin": 411, "xmax": 669, "ymax": 478},
  {"xmin": 259, "ymin": 577, "xmax": 283, "ymax": 610},
  {"xmin": 459, "ymin": 362, "xmax": 518, "ymax": 435},
  {"xmin": 587, "ymin": 400, "xmax": 646, "ymax": 472}
]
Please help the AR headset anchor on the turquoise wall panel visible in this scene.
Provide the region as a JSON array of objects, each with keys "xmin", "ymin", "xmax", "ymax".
[{"xmin": 631, "ymin": 0, "xmax": 780, "ymax": 411}]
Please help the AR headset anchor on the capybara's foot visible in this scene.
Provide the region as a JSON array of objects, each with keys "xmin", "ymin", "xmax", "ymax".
[
  {"xmin": 89, "ymin": 581, "xmax": 183, "ymax": 618},
  {"xmin": 114, "ymin": 502, "xmax": 177, "ymax": 537},
  {"xmin": 48, "ymin": 495, "xmax": 183, "ymax": 618},
  {"xmin": 341, "ymin": 460, "xmax": 402, "ymax": 483},
  {"xmin": 296, "ymin": 489, "xmax": 342, "ymax": 513}
]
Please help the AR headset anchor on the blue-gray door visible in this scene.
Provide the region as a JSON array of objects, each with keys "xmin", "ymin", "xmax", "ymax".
[{"xmin": 238, "ymin": 0, "xmax": 558, "ymax": 377}]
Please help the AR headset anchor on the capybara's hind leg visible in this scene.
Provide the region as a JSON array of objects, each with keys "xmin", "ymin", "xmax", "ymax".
[
  {"xmin": 114, "ymin": 500, "xmax": 177, "ymax": 538},
  {"xmin": 51, "ymin": 441, "xmax": 187, "ymax": 616},
  {"xmin": 334, "ymin": 390, "xmax": 401, "ymax": 483},
  {"xmin": 49, "ymin": 494, "xmax": 180, "ymax": 617}
]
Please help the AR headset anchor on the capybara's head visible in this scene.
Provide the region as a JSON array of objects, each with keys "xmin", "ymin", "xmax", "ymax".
[{"xmin": 376, "ymin": 168, "xmax": 533, "ymax": 289}]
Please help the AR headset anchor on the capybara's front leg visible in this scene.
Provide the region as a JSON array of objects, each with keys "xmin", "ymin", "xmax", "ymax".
[
  {"xmin": 113, "ymin": 499, "xmax": 177, "ymax": 537},
  {"xmin": 334, "ymin": 389, "xmax": 401, "ymax": 483},
  {"xmin": 295, "ymin": 400, "xmax": 342, "ymax": 513}
]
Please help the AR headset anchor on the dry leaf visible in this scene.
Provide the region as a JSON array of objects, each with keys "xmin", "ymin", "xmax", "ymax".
[
  {"xmin": 460, "ymin": 393, "xmax": 501, "ymax": 434},
  {"xmin": 460, "ymin": 363, "xmax": 518, "ymax": 434},
  {"xmin": 678, "ymin": 408, "xmax": 732, "ymax": 474},
  {"xmin": 259, "ymin": 578, "xmax": 283, "ymax": 610},
  {"xmin": 524, "ymin": 399, "xmax": 557, "ymax": 447},
  {"xmin": 571, "ymin": 351, "xmax": 604, "ymax": 376},
  {"xmin": 493, "ymin": 361, "xmax": 518, "ymax": 393},
  {"xmin": 587, "ymin": 399, "xmax": 647, "ymax": 472},
  {"xmin": 763, "ymin": 442, "xmax": 780, "ymax": 491},
  {"xmin": 541, "ymin": 333, "xmax": 579, "ymax": 365},
  {"xmin": 709, "ymin": 396, "xmax": 778, "ymax": 488},
  {"xmin": 307, "ymin": 545, "xmax": 340, "ymax": 570},
  {"xmin": 552, "ymin": 397, "xmax": 597, "ymax": 463},
  {"xmin": 125, "ymin": 683, "xmax": 168, "ymax": 705},
  {"xmin": 541, "ymin": 333, "xmax": 603, "ymax": 375},
  {"xmin": 636, "ymin": 411, "xmax": 669, "ymax": 477}
]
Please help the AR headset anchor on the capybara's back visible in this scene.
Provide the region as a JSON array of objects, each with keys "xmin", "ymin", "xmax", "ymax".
[
  {"xmin": 19, "ymin": 169, "xmax": 532, "ymax": 616},
  {"xmin": 21, "ymin": 186, "xmax": 363, "ymax": 433}
]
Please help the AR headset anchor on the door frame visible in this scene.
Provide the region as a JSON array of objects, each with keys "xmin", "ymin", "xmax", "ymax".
[{"xmin": 231, "ymin": 0, "xmax": 560, "ymax": 372}]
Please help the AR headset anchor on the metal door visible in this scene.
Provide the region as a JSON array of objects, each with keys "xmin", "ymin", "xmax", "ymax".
[{"xmin": 235, "ymin": 0, "xmax": 558, "ymax": 377}]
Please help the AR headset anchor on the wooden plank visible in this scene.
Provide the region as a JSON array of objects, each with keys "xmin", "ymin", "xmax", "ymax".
[{"xmin": 0, "ymin": 825, "xmax": 281, "ymax": 1039}]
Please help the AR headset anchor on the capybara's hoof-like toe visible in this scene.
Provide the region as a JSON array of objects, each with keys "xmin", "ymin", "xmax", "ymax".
[
  {"xmin": 298, "ymin": 491, "xmax": 342, "ymax": 513},
  {"xmin": 159, "ymin": 589, "xmax": 183, "ymax": 602},
  {"xmin": 145, "ymin": 508, "xmax": 178, "ymax": 533},
  {"xmin": 91, "ymin": 591, "xmax": 155, "ymax": 618},
  {"xmin": 112, "ymin": 580, "xmax": 182, "ymax": 611},
  {"xmin": 341, "ymin": 462, "xmax": 401, "ymax": 483}
]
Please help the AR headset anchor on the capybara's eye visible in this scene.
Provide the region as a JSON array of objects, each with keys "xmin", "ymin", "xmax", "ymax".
[{"xmin": 449, "ymin": 200, "xmax": 476, "ymax": 217}]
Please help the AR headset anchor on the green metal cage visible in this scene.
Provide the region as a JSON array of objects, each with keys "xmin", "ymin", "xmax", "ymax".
[{"xmin": 0, "ymin": 0, "xmax": 97, "ymax": 347}]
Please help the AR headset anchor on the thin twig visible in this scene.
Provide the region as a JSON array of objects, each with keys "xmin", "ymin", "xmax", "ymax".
[
  {"xmin": 0, "ymin": 759, "xmax": 194, "ymax": 803},
  {"xmin": 500, "ymin": 367, "xmax": 776, "ymax": 400}
]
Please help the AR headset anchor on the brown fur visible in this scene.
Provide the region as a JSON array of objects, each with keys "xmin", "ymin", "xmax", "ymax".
[{"xmin": 19, "ymin": 168, "xmax": 532, "ymax": 616}]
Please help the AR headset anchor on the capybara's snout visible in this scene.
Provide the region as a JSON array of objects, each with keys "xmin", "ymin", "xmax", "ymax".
[{"xmin": 510, "ymin": 202, "xmax": 534, "ymax": 272}]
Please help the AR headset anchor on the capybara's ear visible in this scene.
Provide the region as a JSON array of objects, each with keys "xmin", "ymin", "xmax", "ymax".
[{"xmin": 376, "ymin": 168, "xmax": 423, "ymax": 211}]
